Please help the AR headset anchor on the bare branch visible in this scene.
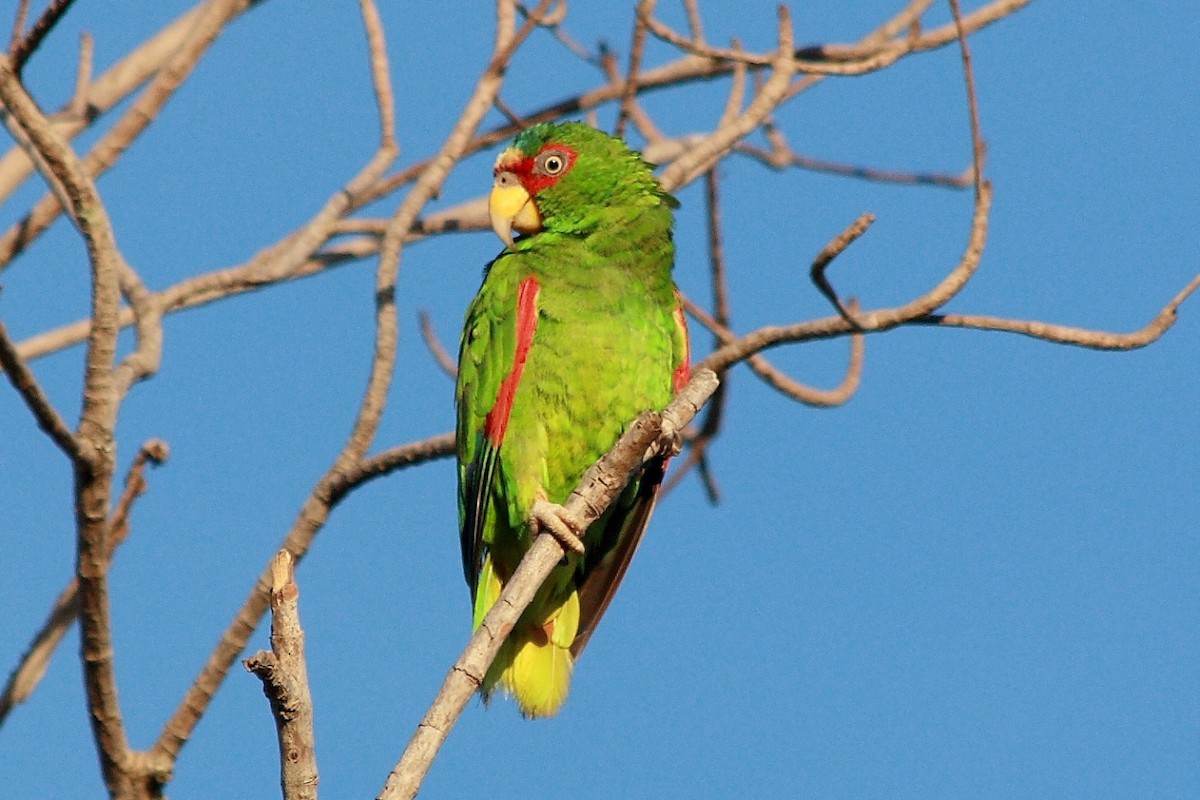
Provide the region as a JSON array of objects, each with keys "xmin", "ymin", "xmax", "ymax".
[
  {"xmin": 659, "ymin": 6, "xmax": 796, "ymax": 192},
  {"xmin": 696, "ymin": 2, "xmax": 996, "ymax": 377},
  {"xmin": 683, "ymin": 295, "xmax": 864, "ymax": 407},
  {"xmin": 0, "ymin": 49, "xmax": 135, "ymax": 794},
  {"xmin": 0, "ymin": 3, "xmax": 220, "ymax": 212},
  {"xmin": 949, "ymin": 0, "xmax": 986, "ymax": 191},
  {"xmin": 0, "ymin": 0, "xmax": 256, "ymax": 269},
  {"xmin": 245, "ymin": 552, "xmax": 319, "ymax": 800}
]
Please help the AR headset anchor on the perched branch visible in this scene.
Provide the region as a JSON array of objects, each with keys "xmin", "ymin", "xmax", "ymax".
[
  {"xmin": 377, "ymin": 371, "xmax": 720, "ymax": 800},
  {"xmin": 245, "ymin": 552, "xmax": 319, "ymax": 800}
]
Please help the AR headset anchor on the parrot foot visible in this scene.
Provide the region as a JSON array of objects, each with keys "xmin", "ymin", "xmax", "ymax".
[
  {"xmin": 530, "ymin": 500, "xmax": 586, "ymax": 554},
  {"xmin": 658, "ymin": 421, "xmax": 684, "ymax": 458}
]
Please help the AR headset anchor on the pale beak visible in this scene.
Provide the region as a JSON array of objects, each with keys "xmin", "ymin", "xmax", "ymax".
[{"xmin": 489, "ymin": 172, "xmax": 542, "ymax": 249}]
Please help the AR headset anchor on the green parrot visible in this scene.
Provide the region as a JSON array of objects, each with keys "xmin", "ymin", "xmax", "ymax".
[{"xmin": 456, "ymin": 121, "xmax": 690, "ymax": 718}]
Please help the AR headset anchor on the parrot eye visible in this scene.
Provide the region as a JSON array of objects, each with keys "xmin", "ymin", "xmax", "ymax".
[{"xmin": 536, "ymin": 150, "xmax": 569, "ymax": 176}]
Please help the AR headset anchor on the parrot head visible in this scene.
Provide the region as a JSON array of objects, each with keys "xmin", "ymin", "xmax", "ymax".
[{"xmin": 488, "ymin": 121, "xmax": 674, "ymax": 249}]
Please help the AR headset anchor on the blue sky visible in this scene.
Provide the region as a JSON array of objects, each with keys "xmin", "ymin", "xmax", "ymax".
[{"xmin": 1, "ymin": 3, "xmax": 1196, "ymax": 798}]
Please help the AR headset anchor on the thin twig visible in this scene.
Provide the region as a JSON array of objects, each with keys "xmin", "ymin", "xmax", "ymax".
[
  {"xmin": 683, "ymin": 0, "xmax": 704, "ymax": 42},
  {"xmin": 8, "ymin": 0, "xmax": 78, "ymax": 74},
  {"xmin": 68, "ymin": 32, "xmax": 94, "ymax": 117},
  {"xmin": 737, "ymin": 141, "xmax": 974, "ymax": 188},
  {"xmin": 810, "ymin": 212, "xmax": 876, "ymax": 324},
  {"xmin": 912, "ymin": 272, "xmax": 1200, "ymax": 350},
  {"xmin": 0, "ymin": 438, "xmax": 168, "ymax": 730},
  {"xmin": 8, "ymin": 0, "xmax": 29, "ymax": 54},
  {"xmin": 522, "ymin": 0, "xmax": 595, "ymax": 63},
  {"xmin": 418, "ymin": 311, "xmax": 458, "ymax": 379},
  {"xmin": 668, "ymin": 167, "xmax": 732, "ymax": 501},
  {"xmin": 0, "ymin": 317, "xmax": 80, "ymax": 458}
]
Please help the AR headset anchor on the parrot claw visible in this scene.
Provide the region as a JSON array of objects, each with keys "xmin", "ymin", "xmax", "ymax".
[
  {"xmin": 660, "ymin": 421, "xmax": 684, "ymax": 458},
  {"xmin": 531, "ymin": 500, "xmax": 586, "ymax": 554}
]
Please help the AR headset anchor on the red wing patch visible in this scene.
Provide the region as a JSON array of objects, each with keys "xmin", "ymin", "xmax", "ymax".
[
  {"xmin": 672, "ymin": 301, "xmax": 691, "ymax": 394},
  {"xmin": 483, "ymin": 277, "xmax": 540, "ymax": 446}
]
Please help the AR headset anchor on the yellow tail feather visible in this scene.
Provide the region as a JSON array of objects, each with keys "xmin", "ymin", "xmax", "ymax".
[{"xmin": 475, "ymin": 556, "xmax": 580, "ymax": 718}]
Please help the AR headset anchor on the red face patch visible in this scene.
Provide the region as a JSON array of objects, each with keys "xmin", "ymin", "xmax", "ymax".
[{"xmin": 494, "ymin": 142, "xmax": 578, "ymax": 196}]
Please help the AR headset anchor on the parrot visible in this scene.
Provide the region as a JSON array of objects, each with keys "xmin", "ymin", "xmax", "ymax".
[{"xmin": 455, "ymin": 121, "xmax": 690, "ymax": 718}]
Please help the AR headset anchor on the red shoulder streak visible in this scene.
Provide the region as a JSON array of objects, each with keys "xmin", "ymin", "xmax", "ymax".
[
  {"xmin": 484, "ymin": 277, "xmax": 540, "ymax": 446},
  {"xmin": 672, "ymin": 300, "xmax": 691, "ymax": 394}
]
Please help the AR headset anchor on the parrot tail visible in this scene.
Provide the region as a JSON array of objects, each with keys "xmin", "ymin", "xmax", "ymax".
[{"xmin": 475, "ymin": 555, "xmax": 580, "ymax": 718}]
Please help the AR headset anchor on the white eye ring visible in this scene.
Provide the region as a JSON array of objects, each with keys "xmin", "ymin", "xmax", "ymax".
[{"xmin": 538, "ymin": 152, "xmax": 567, "ymax": 175}]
